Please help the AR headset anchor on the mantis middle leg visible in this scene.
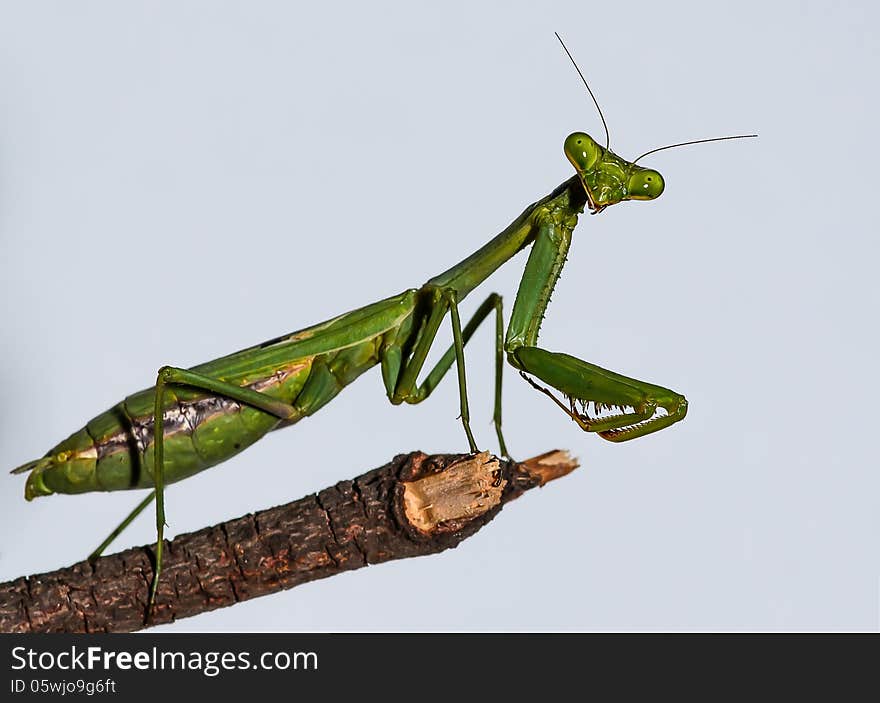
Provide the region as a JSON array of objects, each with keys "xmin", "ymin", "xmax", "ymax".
[{"xmin": 385, "ymin": 288, "xmax": 508, "ymax": 456}]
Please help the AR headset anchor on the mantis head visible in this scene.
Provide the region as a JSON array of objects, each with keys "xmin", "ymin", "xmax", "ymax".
[
  {"xmin": 554, "ymin": 33, "xmax": 755, "ymax": 215},
  {"xmin": 564, "ymin": 132, "xmax": 664, "ymax": 213}
]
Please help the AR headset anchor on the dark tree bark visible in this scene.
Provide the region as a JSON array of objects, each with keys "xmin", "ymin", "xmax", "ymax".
[{"xmin": 0, "ymin": 449, "xmax": 577, "ymax": 633}]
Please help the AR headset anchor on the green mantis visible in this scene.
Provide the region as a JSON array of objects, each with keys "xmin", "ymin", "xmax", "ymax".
[{"xmin": 10, "ymin": 36, "xmax": 754, "ymax": 616}]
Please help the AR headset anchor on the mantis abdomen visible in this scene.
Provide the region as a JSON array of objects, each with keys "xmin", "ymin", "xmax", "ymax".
[{"xmin": 20, "ymin": 314, "xmax": 404, "ymax": 499}]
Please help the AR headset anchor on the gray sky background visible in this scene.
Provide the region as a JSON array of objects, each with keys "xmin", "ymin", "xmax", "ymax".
[{"xmin": 1, "ymin": 1, "xmax": 877, "ymax": 631}]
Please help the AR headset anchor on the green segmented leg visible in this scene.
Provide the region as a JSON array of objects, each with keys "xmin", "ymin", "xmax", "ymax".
[
  {"xmin": 514, "ymin": 347, "xmax": 688, "ymax": 442},
  {"xmin": 502, "ymin": 216, "xmax": 689, "ymax": 444},
  {"xmin": 386, "ymin": 289, "xmax": 508, "ymax": 455},
  {"xmin": 491, "ymin": 293, "xmax": 507, "ymax": 457},
  {"xmin": 382, "ymin": 289, "xmax": 510, "ymax": 457},
  {"xmin": 418, "ymin": 293, "xmax": 508, "ymax": 456},
  {"xmin": 446, "ymin": 289, "xmax": 478, "ymax": 452},
  {"xmin": 89, "ymin": 490, "xmax": 156, "ymax": 560},
  {"xmin": 149, "ymin": 365, "xmax": 300, "ymax": 615}
]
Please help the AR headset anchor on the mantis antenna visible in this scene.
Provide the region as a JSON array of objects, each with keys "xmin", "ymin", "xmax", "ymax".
[
  {"xmin": 555, "ymin": 31, "xmax": 610, "ymax": 150},
  {"xmin": 633, "ymin": 134, "xmax": 758, "ymax": 163}
]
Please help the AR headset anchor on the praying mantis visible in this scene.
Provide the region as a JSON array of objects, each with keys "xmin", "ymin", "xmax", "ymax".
[{"xmin": 9, "ymin": 35, "xmax": 754, "ymax": 614}]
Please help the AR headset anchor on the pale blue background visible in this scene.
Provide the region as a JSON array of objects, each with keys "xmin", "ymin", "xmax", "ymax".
[{"xmin": 1, "ymin": 1, "xmax": 877, "ymax": 631}]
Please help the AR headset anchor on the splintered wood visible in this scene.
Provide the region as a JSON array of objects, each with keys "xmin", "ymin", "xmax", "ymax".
[
  {"xmin": 401, "ymin": 449, "xmax": 579, "ymax": 534},
  {"xmin": 402, "ymin": 452, "xmax": 505, "ymax": 534}
]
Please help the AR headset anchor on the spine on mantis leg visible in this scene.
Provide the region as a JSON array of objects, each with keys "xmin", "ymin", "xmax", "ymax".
[{"xmin": 505, "ymin": 208, "xmax": 575, "ymax": 364}]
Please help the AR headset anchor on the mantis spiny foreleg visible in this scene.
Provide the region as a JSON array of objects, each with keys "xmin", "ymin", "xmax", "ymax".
[{"xmin": 507, "ymin": 217, "xmax": 688, "ymax": 442}]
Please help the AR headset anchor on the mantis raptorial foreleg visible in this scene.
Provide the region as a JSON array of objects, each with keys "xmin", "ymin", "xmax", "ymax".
[
  {"xmin": 513, "ymin": 347, "xmax": 688, "ymax": 442},
  {"xmin": 502, "ymin": 218, "xmax": 688, "ymax": 443},
  {"xmin": 385, "ymin": 289, "xmax": 508, "ymax": 456}
]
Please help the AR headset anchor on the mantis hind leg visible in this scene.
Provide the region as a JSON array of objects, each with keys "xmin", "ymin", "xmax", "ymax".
[
  {"xmin": 147, "ymin": 365, "xmax": 299, "ymax": 618},
  {"xmin": 88, "ymin": 490, "xmax": 156, "ymax": 561},
  {"xmin": 386, "ymin": 289, "xmax": 508, "ymax": 456}
]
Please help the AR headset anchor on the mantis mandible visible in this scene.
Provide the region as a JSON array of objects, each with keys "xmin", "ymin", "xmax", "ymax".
[{"xmin": 10, "ymin": 35, "xmax": 754, "ymax": 614}]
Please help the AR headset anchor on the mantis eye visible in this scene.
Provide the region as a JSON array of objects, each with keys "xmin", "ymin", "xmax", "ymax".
[
  {"xmin": 564, "ymin": 132, "xmax": 601, "ymax": 172},
  {"xmin": 627, "ymin": 168, "xmax": 665, "ymax": 200}
]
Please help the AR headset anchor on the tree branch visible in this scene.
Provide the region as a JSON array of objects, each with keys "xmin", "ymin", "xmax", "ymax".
[{"xmin": 0, "ymin": 450, "xmax": 577, "ymax": 633}]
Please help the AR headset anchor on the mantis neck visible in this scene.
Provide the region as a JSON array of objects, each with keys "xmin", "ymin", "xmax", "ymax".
[{"xmin": 425, "ymin": 176, "xmax": 585, "ymax": 300}]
